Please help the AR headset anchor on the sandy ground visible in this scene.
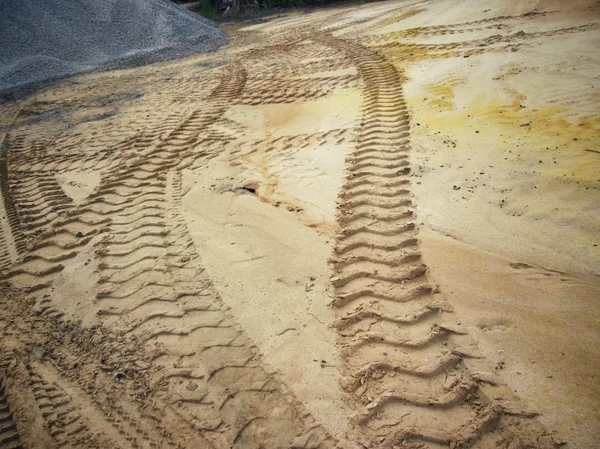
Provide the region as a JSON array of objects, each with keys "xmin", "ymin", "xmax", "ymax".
[{"xmin": 0, "ymin": 1, "xmax": 598, "ymax": 448}]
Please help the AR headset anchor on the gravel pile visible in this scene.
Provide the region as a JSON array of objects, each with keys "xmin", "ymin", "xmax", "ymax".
[{"xmin": 0, "ymin": 0, "xmax": 227, "ymax": 94}]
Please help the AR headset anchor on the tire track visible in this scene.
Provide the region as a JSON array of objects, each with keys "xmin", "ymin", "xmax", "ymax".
[
  {"xmin": 368, "ymin": 23, "xmax": 600, "ymax": 58},
  {"xmin": 0, "ymin": 287, "xmax": 213, "ymax": 449},
  {"xmin": 8, "ymin": 172, "xmax": 74, "ymax": 238},
  {"xmin": 240, "ymin": 74, "xmax": 358, "ymax": 105},
  {"xmin": 26, "ymin": 365, "xmax": 129, "ymax": 448},
  {"xmin": 234, "ymin": 34, "xmax": 360, "ymax": 106},
  {"xmin": 5, "ymin": 62, "xmax": 337, "ymax": 449},
  {"xmin": 0, "ymin": 104, "xmax": 28, "ymax": 274},
  {"xmin": 0, "ymin": 371, "xmax": 22, "ymax": 449},
  {"xmin": 363, "ymin": 10, "xmax": 558, "ymax": 44},
  {"xmin": 5, "ymin": 92, "xmax": 231, "ymax": 298},
  {"xmin": 94, "ymin": 165, "xmax": 335, "ymax": 448},
  {"xmin": 316, "ymin": 31, "xmax": 557, "ymax": 448},
  {"xmin": 0, "ymin": 135, "xmax": 28, "ymax": 275}
]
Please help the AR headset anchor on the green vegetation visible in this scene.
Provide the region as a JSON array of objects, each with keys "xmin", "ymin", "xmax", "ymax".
[
  {"xmin": 267, "ymin": 0, "xmax": 328, "ymax": 5},
  {"xmin": 192, "ymin": 0, "xmax": 220, "ymax": 20},
  {"xmin": 191, "ymin": 0, "xmax": 354, "ymax": 21}
]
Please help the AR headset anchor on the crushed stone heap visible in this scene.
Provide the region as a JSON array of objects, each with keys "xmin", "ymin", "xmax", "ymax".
[{"xmin": 0, "ymin": 0, "xmax": 227, "ymax": 93}]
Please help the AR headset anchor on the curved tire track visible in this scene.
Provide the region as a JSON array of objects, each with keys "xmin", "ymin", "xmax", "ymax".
[
  {"xmin": 316, "ymin": 31, "xmax": 557, "ymax": 449},
  {"xmin": 4, "ymin": 63, "xmax": 336, "ymax": 449}
]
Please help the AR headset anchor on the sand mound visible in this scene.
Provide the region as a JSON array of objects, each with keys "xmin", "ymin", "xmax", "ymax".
[{"xmin": 0, "ymin": 0, "xmax": 226, "ymax": 93}]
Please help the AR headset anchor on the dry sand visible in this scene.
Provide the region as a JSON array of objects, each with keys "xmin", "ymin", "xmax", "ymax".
[{"xmin": 0, "ymin": 1, "xmax": 598, "ymax": 448}]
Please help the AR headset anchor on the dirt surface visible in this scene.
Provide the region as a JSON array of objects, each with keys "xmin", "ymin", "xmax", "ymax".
[{"xmin": 1, "ymin": 1, "xmax": 599, "ymax": 448}]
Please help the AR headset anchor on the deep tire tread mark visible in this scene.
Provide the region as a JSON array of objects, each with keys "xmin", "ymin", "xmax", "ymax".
[
  {"xmin": 316, "ymin": 30, "xmax": 556, "ymax": 449},
  {"xmin": 0, "ymin": 371, "xmax": 23, "ymax": 449}
]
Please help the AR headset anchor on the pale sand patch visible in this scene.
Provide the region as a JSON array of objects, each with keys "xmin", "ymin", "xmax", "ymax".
[
  {"xmin": 47, "ymin": 238, "xmax": 102, "ymax": 326},
  {"xmin": 397, "ymin": 2, "xmax": 600, "ymax": 446},
  {"xmin": 182, "ymin": 161, "xmax": 351, "ymax": 441},
  {"xmin": 180, "ymin": 89, "xmax": 361, "ymax": 443},
  {"xmin": 56, "ymin": 170, "xmax": 101, "ymax": 204},
  {"xmin": 224, "ymin": 89, "xmax": 361, "ymax": 231},
  {"xmin": 254, "ymin": 88, "xmax": 360, "ymax": 138},
  {"xmin": 419, "ymin": 229, "xmax": 600, "ymax": 448},
  {"xmin": 405, "ymin": 42, "xmax": 599, "ymax": 274}
]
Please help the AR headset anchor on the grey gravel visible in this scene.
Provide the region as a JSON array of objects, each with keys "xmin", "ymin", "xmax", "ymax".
[{"xmin": 0, "ymin": 0, "xmax": 227, "ymax": 94}]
